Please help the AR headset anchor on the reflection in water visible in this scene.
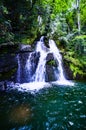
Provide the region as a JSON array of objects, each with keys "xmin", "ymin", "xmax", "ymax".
[{"xmin": 9, "ymin": 105, "xmax": 31, "ymax": 124}]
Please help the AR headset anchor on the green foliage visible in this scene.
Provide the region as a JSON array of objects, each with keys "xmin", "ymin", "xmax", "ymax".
[
  {"xmin": 64, "ymin": 34, "xmax": 86, "ymax": 79},
  {"xmin": 0, "ymin": 0, "xmax": 85, "ymax": 81},
  {"xmin": 64, "ymin": 53, "xmax": 86, "ymax": 79},
  {"xmin": 14, "ymin": 33, "xmax": 36, "ymax": 45},
  {"xmin": 20, "ymin": 36, "xmax": 36, "ymax": 45},
  {"xmin": 80, "ymin": 0, "xmax": 86, "ymax": 31},
  {"xmin": 72, "ymin": 35, "xmax": 86, "ymax": 55},
  {"xmin": 70, "ymin": 63, "xmax": 84, "ymax": 78},
  {"xmin": 0, "ymin": 0, "xmax": 86, "ymax": 42},
  {"xmin": 74, "ymin": 35, "xmax": 86, "ymax": 42},
  {"xmin": 47, "ymin": 60, "xmax": 57, "ymax": 67}
]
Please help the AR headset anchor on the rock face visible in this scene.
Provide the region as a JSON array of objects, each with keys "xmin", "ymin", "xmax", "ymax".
[
  {"xmin": 0, "ymin": 43, "xmax": 33, "ymax": 82},
  {"xmin": 28, "ymin": 52, "xmax": 40, "ymax": 76},
  {"xmin": 0, "ymin": 42, "xmax": 68, "ymax": 83},
  {"xmin": 63, "ymin": 60, "xmax": 73, "ymax": 80},
  {"xmin": 17, "ymin": 51, "xmax": 40, "ymax": 83},
  {"xmin": 45, "ymin": 53, "xmax": 58, "ymax": 82}
]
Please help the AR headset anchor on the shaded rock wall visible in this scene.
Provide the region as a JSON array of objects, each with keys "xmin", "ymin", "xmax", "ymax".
[
  {"xmin": 17, "ymin": 51, "xmax": 40, "ymax": 83},
  {"xmin": 0, "ymin": 43, "xmax": 33, "ymax": 82},
  {"xmin": 45, "ymin": 53, "xmax": 58, "ymax": 82}
]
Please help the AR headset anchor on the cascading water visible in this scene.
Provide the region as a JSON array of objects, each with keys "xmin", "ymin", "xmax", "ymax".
[
  {"xmin": 25, "ymin": 52, "xmax": 34, "ymax": 82},
  {"xmin": 32, "ymin": 37, "xmax": 48, "ymax": 82},
  {"xmin": 25, "ymin": 36, "xmax": 66, "ymax": 82},
  {"xmin": 49, "ymin": 39, "xmax": 66, "ymax": 81},
  {"xmin": 15, "ymin": 36, "xmax": 73, "ymax": 92},
  {"xmin": 16, "ymin": 54, "xmax": 21, "ymax": 83}
]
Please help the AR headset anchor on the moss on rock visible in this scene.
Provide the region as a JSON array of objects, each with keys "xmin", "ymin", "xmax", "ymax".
[{"xmin": 46, "ymin": 60, "xmax": 57, "ymax": 67}]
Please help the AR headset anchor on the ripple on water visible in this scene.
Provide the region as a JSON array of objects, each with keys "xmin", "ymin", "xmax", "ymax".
[{"xmin": 0, "ymin": 81, "xmax": 86, "ymax": 130}]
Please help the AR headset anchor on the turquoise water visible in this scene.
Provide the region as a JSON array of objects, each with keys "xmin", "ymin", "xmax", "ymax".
[{"xmin": 0, "ymin": 82, "xmax": 86, "ymax": 130}]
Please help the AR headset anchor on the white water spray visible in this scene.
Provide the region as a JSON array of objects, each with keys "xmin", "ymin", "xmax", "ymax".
[
  {"xmin": 16, "ymin": 36, "xmax": 74, "ymax": 92},
  {"xmin": 32, "ymin": 37, "xmax": 67, "ymax": 82},
  {"xmin": 25, "ymin": 52, "xmax": 33, "ymax": 82},
  {"xmin": 17, "ymin": 54, "xmax": 21, "ymax": 83},
  {"xmin": 33, "ymin": 37, "xmax": 48, "ymax": 82},
  {"xmin": 49, "ymin": 39, "xmax": 66, "ymax": 81}
]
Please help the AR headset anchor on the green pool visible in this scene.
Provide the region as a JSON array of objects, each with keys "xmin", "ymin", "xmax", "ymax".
[{"xmin": 0, "ymin": 82, "xmax": 86, "ymax": 130}]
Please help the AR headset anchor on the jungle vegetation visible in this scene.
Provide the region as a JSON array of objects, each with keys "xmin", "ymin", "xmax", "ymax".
[{"xmin": 0, "ymin": 0, "xmax": 86, "ymax": 80}]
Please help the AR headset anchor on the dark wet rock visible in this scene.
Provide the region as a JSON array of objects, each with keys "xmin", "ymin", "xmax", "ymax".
[
  {"xmin": 45, "ymin": 65, "xmax": 57, "ymax": 82},
  {"xmin": 17, "ymin": 51, "xmax": 40, "ymax": 83},
  {"xmin": 46, "ymin": 53, "xmax": 54, "ymax": 62},
  {"xmin": 0, "ymin": 42, "xmax": 34, "ymax": 82},
  {"xmin": 45, "ymin": 53, "xmax": 58, "ymax": 82},
  {"xmin": 46, "ymin": 53, "xmax": 58, "ymax": 67},
  {"xmin": 63, "ymin": 60, "xmax": 73, "ymax": 80},
  {"xmin": 44, "ymin": 36, "xmax": 50, "ymax": 48}
]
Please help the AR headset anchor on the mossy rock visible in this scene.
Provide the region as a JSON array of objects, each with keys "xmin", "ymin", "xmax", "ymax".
[
  {"xmin": 46, "ymin": 53, "xmax": 58, "ymax": 67},
  {"xmin": 46, "ymin": 60, "xmax": 57, "ymax": 67}
]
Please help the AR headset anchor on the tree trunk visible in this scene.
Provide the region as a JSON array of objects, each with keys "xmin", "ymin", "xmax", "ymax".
[{"xmin": 76, "ymin": 0, "xmax": 81, "ymax": 34}]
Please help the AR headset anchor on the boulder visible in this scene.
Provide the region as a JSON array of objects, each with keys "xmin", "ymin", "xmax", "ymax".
[
  {"xmin": 44, "ymin": 36, "xmax": 50, "ymax": 48},
  {"xmin": 45, "ymin": 53, "xmax": 58, "ymax": 82},
  {"xmin": 63, "ymin": 60, "xmax": 73, "ymax": 80}
]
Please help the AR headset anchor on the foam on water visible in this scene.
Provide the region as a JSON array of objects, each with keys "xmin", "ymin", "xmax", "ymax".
[
  {"xmin": 51, "ymin": 80, "xmax": 74, "ymax": 86},
  {"xmin": 11, "ymin": 82, "xmax": 50, "ymax": 92},
  {"xmin": 8, "ymin": 80, "xmax": 74, "ymax": 93}
]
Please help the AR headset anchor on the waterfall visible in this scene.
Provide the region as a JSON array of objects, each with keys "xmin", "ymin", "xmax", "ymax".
[
  {"xmin": 15, "ymin": 36, "xmax": 74, "ymax": 92},
  {"xmin": 25, "ymin": 52, "xmax": 34, "ymax": 82},
  {"xmin": 17, "ymin": 54, "xmax": 21, "ymax": 83},
  {"xmin": 17, "ymin": 36, "xmax": 68, "ymax": 83},
  {"xmin": 32, "ymin": 36, "xmax": 66, "ymax": 82},
  {"xmin": 49, "ymin": 40, "xmax": 66, "ymax": 81},
  {"xmin": 32, "ymin": 36, "xmax": 48, "ymax": 82}
]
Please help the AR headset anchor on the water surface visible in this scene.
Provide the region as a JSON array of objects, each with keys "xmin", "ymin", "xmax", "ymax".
[{"xmin": 0, "ymin": 82, "xmax": 86, "ymax": 130}]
